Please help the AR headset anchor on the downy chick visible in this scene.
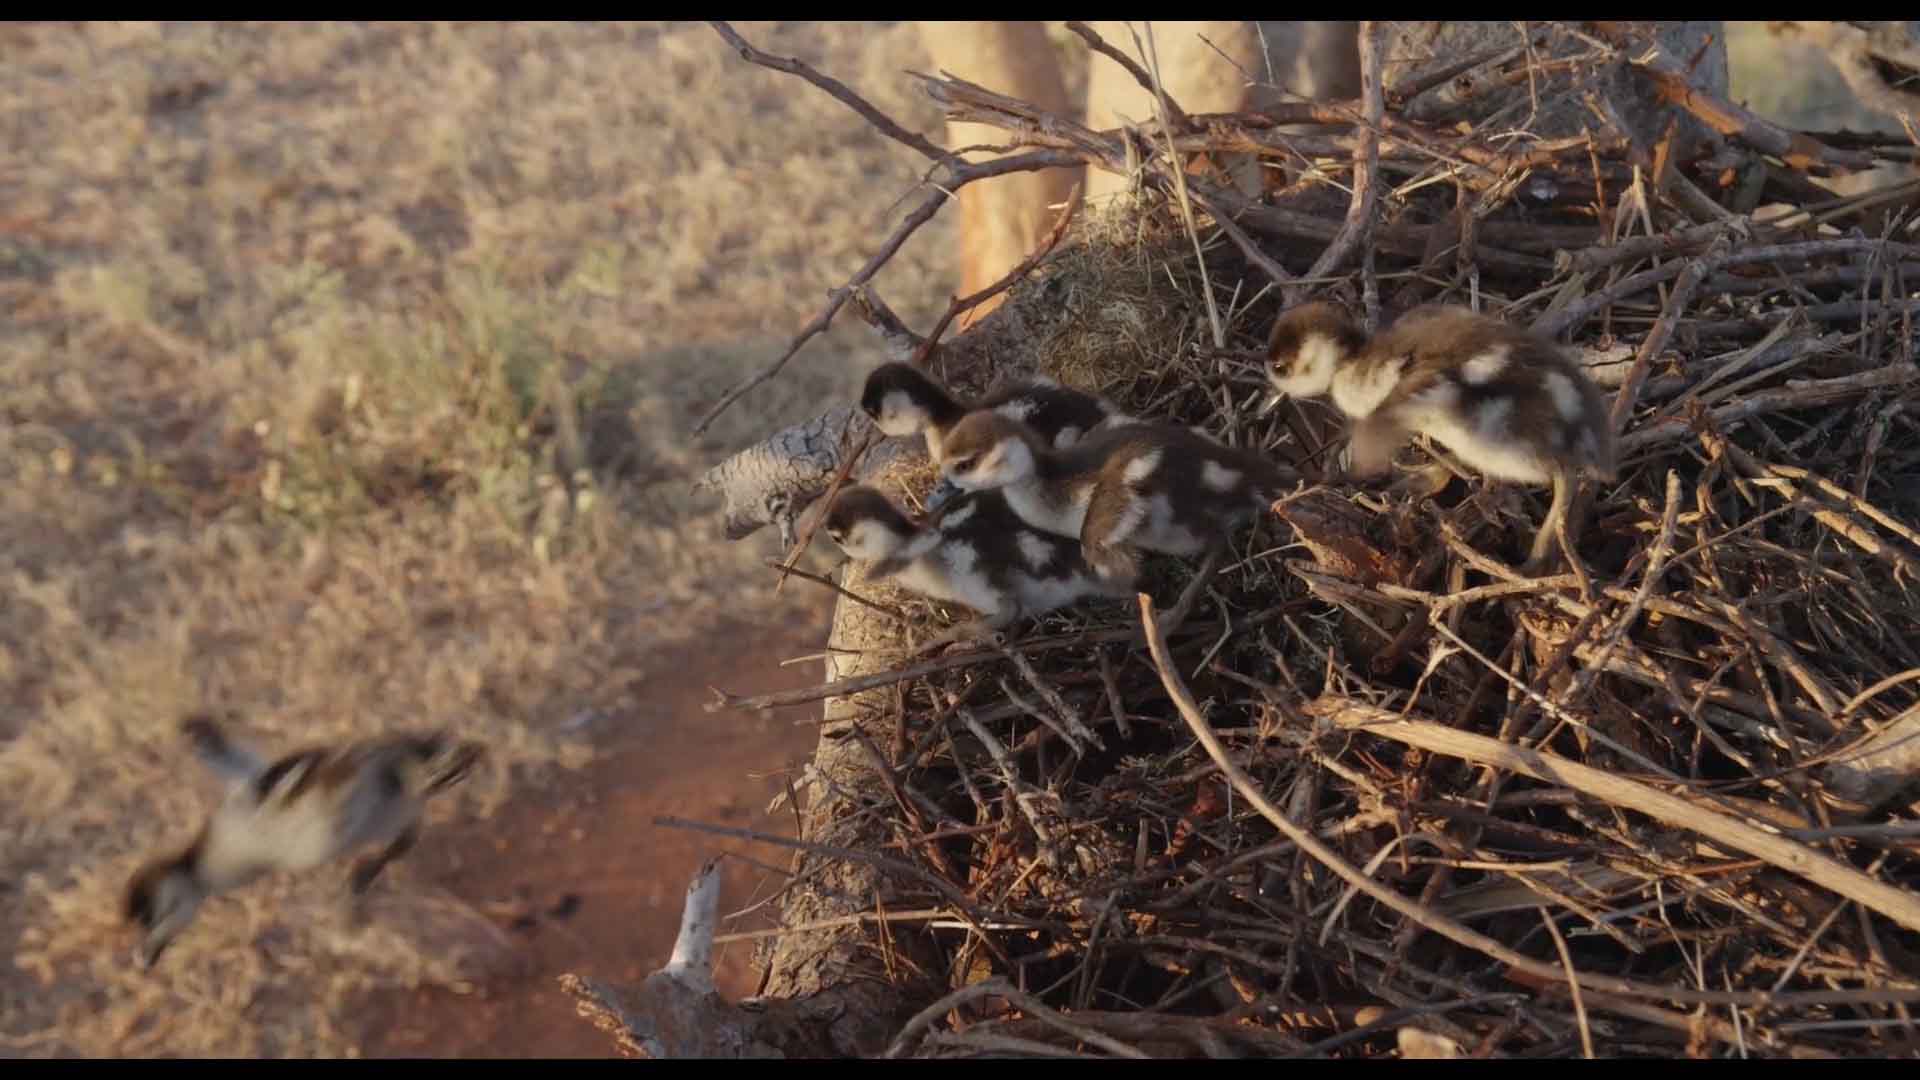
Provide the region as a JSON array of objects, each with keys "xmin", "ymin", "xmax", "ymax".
[
  {"xmin": 823, "ymin": 483, "xmax": 1129, "ymax": 654},
  {"xmin": 124, "ymin": 716, "xmax": 484, "ymax": 969},
  {"xmin": 1265, "ymin": 301, "xmax": 1617, "ymax": 571},
  {"xmin": 937, "ymin": 414, "xmax": 1297, "ymax": 631},
  {"xmin": 861, "ymin": 362, "xmax": 1131, "ymax": 511}
]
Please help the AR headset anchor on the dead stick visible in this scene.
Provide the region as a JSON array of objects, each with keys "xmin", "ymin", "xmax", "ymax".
[
  {"xmin": 1619, "ymin": 364, "xmax": 1920, "ymax": 455},
  {"xmin": 707, "ymin": 621, "xmax": 1221, "ymax": 715},
  {"xmin": 651, "ymin": 814, "xmax": 1010, "ymax": 968},
  {"xmin": 693, "ymin": 147, "xmax": 1079, "ymax": 435},
  {"xmin": 1610, "ymin": 254, "xmax": 1712, "ymax": 434},
  {"xmin": 774, "ymin": 424, "xmax": 877, "ymax": 590},
  {"xmin": 1288, "ymin": 20, "xmax": 1386, "ymax": 305},
  {"xmin": 708, "ymin": 21, "xmax": 950, "ymax": 163},
  {"xmin": 1065, "ymin": 21, "xmax": 1189, "ymax": 130},
  {"xmin": 1502, "ymin": 968, "xmax": 1833, "ymax": 1058},
  {"xmin": 761, "ymin": 559, "xmax": 907, "ymax": 622},
  {"xmin": 1141, "ymin": 593, "xmax": 1920, "ymax": 1007},
  {"xmin": 1584, "ymin": 21, "xmax": 1876, "ymax": 173},
  {"xmin": 1309, "ymin": 698, "xmax": 1920, "ymax": 936},
  {"xmin": 1531, "ymin": 259, "xmax": 1689, "ymax": 339},
  {"xmin": 1188, "ymin": 188, "xmax": 1293, "ymax": 288},
  {"xmin": 915, "ymin": 181, "xmax": 1079, "ymax": 363}
]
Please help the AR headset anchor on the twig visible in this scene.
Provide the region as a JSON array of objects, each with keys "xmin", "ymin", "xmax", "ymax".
[
  {"xmin": 1187, "ymin": 187, "xmax": 1292, "ymax": 289},
  {"xmin": 999, "ymin": 643, "xmax": 1103, "ymax": 752},
  {"xmin": 1139, "ymin": 23, "xmax": 1224, "ymax": 349},
  {"xmin": 651, "ymin": 814, "xmax": 1011, "ymax": 967},
  {"xmin": 1609, "ymin": 251, "xmax": 1713, "ymax": 434},
  {"xmin": 1309, "ymin": 698, "xmax": 1920, "ymax": 936},
  {"xmin": 707, "ymin": 21, "xmax": 951, "ymax": 163},
  {"xmin": 914, "ymin": 182, "xmax": 1079, "ymax": 363},
  {"xmin": 1584, "ymin": 21, "xmax": 1877, "ymax": 174},
  {"xmin": 772, "ymin": 423, "xmax": 876, "ymax": 590},
  {"xmin": 1140, "ymin": 592, "xmax": 1884, "ymax": 1010},
  {"xmin": 958, "ymin": 707, "xmax": 1059, "ymax": 857},
  {"xmin": 850, "ymin": 285, "xmax": 928, "ymax": 359},
  {"xmin": 1538, "ymin": 905, "xmax": 1596, "ymax": 1059},
  {"xmin": 693, "ymin": 146, "xmax": 1080, "ymax": 435},
  {"xmin": 1288, "ymin": 21, "xmax": 1387, "ymax": 307},
  {"xmin": 1553, "ymin": 470, "xmax": 1683, "ymax": 720},
  {"xmin": 1619, "ymin": 364, "xmax": 1920, "ymax": 456},
  {"xmin": 708, "ymin": 621, "xmax": 1223, "ymax": 716},
  {"xmin": 1530, "ymin": 258, "xmax": 1690, "ymax": 339},
  {"xmin": 884, "ymin": 979, "xmax": 1022, "ymax": 1059},
  {"xmin": 761, "ymin": 558, "xmax": 908, "ymax": 621},
  {"xmin": 1065, "ymin": 21, "xmax": 1189, "ymax": 131},
  {"xmin": 1502, "ymin": 969, "xmax": 1832, "ymax": 1057}
]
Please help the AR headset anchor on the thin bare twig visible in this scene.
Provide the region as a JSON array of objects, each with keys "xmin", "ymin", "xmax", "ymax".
[
  {"xmin": 1538, "ymin": 905, "xmax": 1596, "ymax": 1058},
  {"xmin": 708, "ymin": 21, "xmax": 951, "ymax": 163},
  {"xmin": 1311, "ymin": 699, "xmax": 1920, "ymax": 936},
  {"xmin": 761, "ymin": 558, "xmax": 907, "ymax": 622},
  {"xmin": 1138, "ymin": 593, "xmax": 1908, "ymax": 1010},
  {"xmin": 914, "ymin": 181, "xmax": 1080, "ymax": 361},
  {"xmin": 1065, "ymin": 21, "xmax": 1190, "ymax": 131},
  {"xmin": 693, "ymin": 148, "xmax": 1080, "ymax": 434},
  {"xmin": 1288, "ymin": 21, "xmax": 1387, "ymax": 307}
]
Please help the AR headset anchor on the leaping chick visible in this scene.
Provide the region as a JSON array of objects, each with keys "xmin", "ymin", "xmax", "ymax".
[
  {"xmin": 861, "ymin": 362, "xmax": 1131, "ymax": 511},
  {"xmin": 937, "ymin": 414, "xmax": 1297, "ymax": 634},
  {"xmin": 1264, "ymin": 301, "xmax": 1617, "ymax": 572},
  {"xmin": 823, "ymin": 483, "xmax": 1130, "ymax": 654},
  {"xmin": 124, "ymin": 715, "xmax": 484, "ymax": 969}
]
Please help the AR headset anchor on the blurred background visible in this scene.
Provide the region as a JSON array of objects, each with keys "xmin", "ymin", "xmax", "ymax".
[{"xmin": 0, "ymin": 20, "xmax": 1907, "ymax": 1058}]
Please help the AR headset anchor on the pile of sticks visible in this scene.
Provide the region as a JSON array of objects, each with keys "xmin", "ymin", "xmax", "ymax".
[{"xmin": 588, "ymin": 22, "xmax": 1920, "ymax": 1059}]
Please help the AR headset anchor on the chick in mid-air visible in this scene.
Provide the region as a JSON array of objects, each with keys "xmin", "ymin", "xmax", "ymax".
[
  {"xmin": 1265, "ymin": 301, "xmax": 1617, "ymax": 571},
  {"xmin": 124, "ymin": 716, "xmax": 483, "ymax": 969}
]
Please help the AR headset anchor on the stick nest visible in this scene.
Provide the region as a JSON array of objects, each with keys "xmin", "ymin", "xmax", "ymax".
[{"xmin": 704, "ymin": 21, "xmax": 1920, "ymax": 1060}]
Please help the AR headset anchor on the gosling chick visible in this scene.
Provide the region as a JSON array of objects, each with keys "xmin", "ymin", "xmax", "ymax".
[
  {"xmin": 1264, "ymin": 301, "xmax": 1617, "ymax": 572},
  {"xmin": 823, "ymin": 483, "xmax": 1129, "ymax": 654},
  {"xmin": 937, "ymin": 414, "xmax": 1296, "ymax": 632},
  {"xmin": 124, "ymin": 716, "xmax": 484, "ymax": 969},
  {"xmin": 861, "ymin": 362, "xmax": 1131, "ymax": 511}
]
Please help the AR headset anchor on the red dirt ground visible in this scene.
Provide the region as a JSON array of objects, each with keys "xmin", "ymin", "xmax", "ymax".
[{"xmin": 355, "ymin": 603, "xmax": 834, "ymax": 1057}]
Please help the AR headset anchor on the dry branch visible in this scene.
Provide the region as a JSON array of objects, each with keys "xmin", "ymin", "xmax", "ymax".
[
  {"xmin": 1587, "ymin": 21, "xmax": 1877, "ymax": 174},
  {"xmin": 1309, "ymin": 699, "xmax": 1920, "ymax": 935}
]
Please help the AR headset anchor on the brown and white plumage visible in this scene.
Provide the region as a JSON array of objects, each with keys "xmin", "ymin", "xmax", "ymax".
[
  {"xmin": 124, "ymin": 716, "xmax": 483, "ymax": 969},
  {"xmin": 1265, "ymin": 301, "xmax": 1617, "ymax": 570},
  {"xmin": 860, "ymin": 362, "xmax": 1133, "ymax": 511},
  {"xmin": 860, "ymin": 361, "xmax": 1130, "ymax": 462},
  {"xmin": 823, "ymin": 483, "xmax": 1127, "ymax": 652},
  {"xmin": 937, "ymin": 413, "xmax": 1296, "ymax": 630}
]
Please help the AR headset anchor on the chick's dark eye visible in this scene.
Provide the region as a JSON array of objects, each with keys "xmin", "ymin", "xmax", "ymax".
[{"xmin": 950, "ymin": 456, "xmax": 976, "ymax": 473}]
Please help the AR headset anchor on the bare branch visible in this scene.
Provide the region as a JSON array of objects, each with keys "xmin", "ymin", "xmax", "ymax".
[
  {"xmin": 1585, "ymin": 21, "xmax": 1878, "ymax": 173},
  {"xmin": 1065, "ymin": 21, "xmax": 1190, "ymax": 130},
  {"xmin": 1289, "ymin": 20, "xmax": 1388, "ymax": 306},
  {"xmin": 692, "ymin": 148, "xmax": 1081, "ymax": 435},
  {"xmin": 707, "ymin": 21, "xmax": 952, "ymax": 163}
]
